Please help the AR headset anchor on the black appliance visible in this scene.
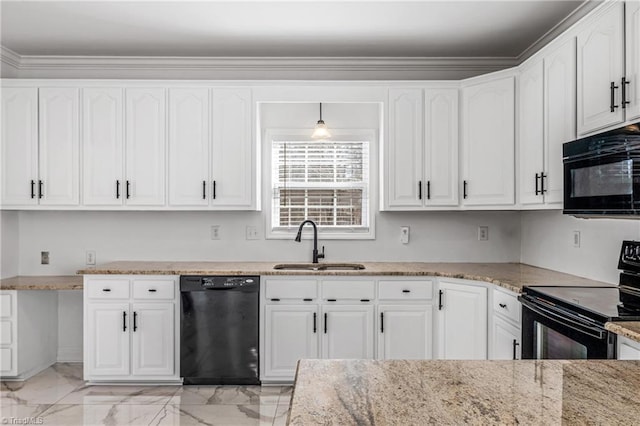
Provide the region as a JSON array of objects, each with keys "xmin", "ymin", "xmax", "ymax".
[
  {"xmin": 519, "ymin": 240, "xmax": 640, "ymax": 359},
  {"xmin": 180, "ymin": 275, "xmax": 260, "ymax": 385},
  {"xmin": 563, "ymin": 122, "xmax": 640, "ymax": 215}
]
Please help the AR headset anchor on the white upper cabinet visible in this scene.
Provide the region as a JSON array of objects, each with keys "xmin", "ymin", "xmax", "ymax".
[
  {"xmin": 518, "ymin": 60, "xmax": 545, "ymax": 206},
  {"xmin": 168, "ymin": 88, "xmax": 210, "ymax": 207},
  {"xmin": 627, "ymin": 0, "xmax": 640, "ymax": 121},
  {"xmin": 125, "ymin": 88, "xmax": 166, "ymax": 206},
  {"xmin": 82, "ymin": 88, "xmax": 124, "ymax": 206},
  {"xmin": 461, "ymin": 76, "xmax": 515, "ymax": 206},
  {"xmin": 210, "ymin": 88, "xmax": 254, "ymax": 209},
  {"xmin": 577, "ymin": 2, "xmax": 625, "ymax": 135},
  {"xmin": 38, "ymin": 88, "xmax": 80, "ymax": 206},
  {"xmin": 1, "ymin": 88, "xmax": 38, "ymax": 206},
  {"xmin": 386, "ymin": 87, "xmax": 458, "ymax": 209}
]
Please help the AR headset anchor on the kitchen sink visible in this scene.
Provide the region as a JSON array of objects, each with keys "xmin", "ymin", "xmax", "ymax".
[{"xmin": 273, "ymin": 263, "xmax": 366, "ymax": 271}]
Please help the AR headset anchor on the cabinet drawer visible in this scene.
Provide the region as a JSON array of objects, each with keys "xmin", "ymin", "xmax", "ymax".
[
  {"xmin": 0, "ymin": 294, "xmax": 12, "ymax": 318},
  {"xmin": 322, "ymin": 281, "xmax": 375, "ymax": 301},
  {"xmin": 265, "ymin": 280, "xmax": 318, "ymax": 301},
  {"xmin": 0, "ymin": 347, "xmax": 13, "ymax": 373},
  {"xmin": 493, "ymin": 289, "xmax": 521, "ymax": 323},
  {"xmin": 86, "ymin": 279, "xmax": 130, "ymax": 300},
  {"xmin": 378, "ymin": 280, "xmax": 433, "ymax": 300},
  {"xmin": 0, "ymin": 320, "xmax": 12, "ymax": 345},
  {"xmin": 132, "ymin": 279, "xmax": 176, "ymax": 300}
]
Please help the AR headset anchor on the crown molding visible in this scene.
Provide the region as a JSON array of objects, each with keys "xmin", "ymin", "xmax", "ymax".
[{"xmin": 1, "ymin": 46, "xmax": 21, "ymax": 68}]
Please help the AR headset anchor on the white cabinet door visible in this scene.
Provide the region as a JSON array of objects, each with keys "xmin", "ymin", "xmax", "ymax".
[
  {"xmin": 518, "ymin": 61, "xmax": 544, "ymax": 205},
  {"xmin": 264, "ymin": 305, "xmax": 319, "ymax": 379},
  {"xmin": 491, "ymin": 316, "xmax": 521, "ymax": 360},
  {"xmin": 168, "ymin": 88, "xmax": 210, "ymax": 207},
  {"xmin": 85, "ymin": 303, "xmax": 130, "ymax": 376},
  {"xmin": 544, "ymin": 38, "xmax": 576, "ymax": 205},
  {"xmin": 626, "ymin": 0, "xmax": 640, "ymax": 121},
  {"xmin": 377, "ymin": 305, "xmax": 433, "ymax": 360},
  {"xmin": 461, "ymin": 76, "xmax": 515, "ymax": 205},
  {"xmin": 210, "ymin": 88, "xmax": 253, "ymax": 208},
  {"xmin": 131, "ymin": 303, "xmax": 174, "ymax": 376},
  {"xmin": 617, "ymin": 335, "xmax": 640, "ymax": 360},
  {"xmin": 321, "ymin": 305, "xmax": 374, "ymax": 359},
  {"xmin": 82, "ymin": 88, "xmax": 124, "ymax": 206},
  {"xmin": 387, "ymin": 88, "xmax": 424, "ymax": 208},
  {"xmin": 38, "ymin": 88, "xmax": 80, "ymax": 206},
  {"xmin": 438, "ymin": 281, "xmax": 487, "ymax": 360},
  {"xmin": 125, "ymin": 88, "xmax": 166, "ymax": 206},
  {"xmin": 1, "ymin": 87, "xmax": 38, "ymax": 206},
  {"xmin": 577, "ymin": 2, "xmax": 625, "ymax": 135},
  {"xmin": 424, "ymin": 88, "xmax": 459, "ymax": 206}
]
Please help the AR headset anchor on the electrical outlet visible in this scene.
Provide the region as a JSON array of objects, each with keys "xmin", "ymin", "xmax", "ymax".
[
  {"xmin": 573, "ymin": 230, "xmax": 581, "ymax": 248},
  {"xmin": 478, "ymin": 226, "xmax": 489, "ymax": 241},
  {"xmin": 400, "ymin": 226, "xmax": 410, "ymax": 244},
  {"xmin": 41, "ymin": 251, "xmax": 50, "ymax": 265},
  {"xmin": 86, "ymin": 250, "xmax": 96, "ymax": 265},
  {"xmin": 246, "ymin": 226, "xmax": 260, "ymax": 240},
  {"xmin": 211, "ymin": 225, "xmax": 221, "ymax": 240}
]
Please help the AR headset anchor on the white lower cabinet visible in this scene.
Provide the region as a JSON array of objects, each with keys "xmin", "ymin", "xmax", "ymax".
[
  {"xmin": 617, "ymin": 335, "xmax": 640, "ymax": 360},
  {"xmin": 437, "ymin": 280, "xmax": 488, "ymax": 360},
  {"xmin": 83, "ymin": 275, "xmax": 180, "ymax": 382},
  {"xmin": 378, "ymin": 305, "xmax": 433, "ymax": 360},
  {"xmin": 321, "ymin": 305, "xmax": 374, "ymax": 359},
  {"xmin": 491, "ymin": 316, "xmax": 521, "ymax": 360}
]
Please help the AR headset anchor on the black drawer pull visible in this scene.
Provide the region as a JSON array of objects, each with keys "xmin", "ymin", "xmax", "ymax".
[
  {"xmin": 499, "ymin": 303, "xmax": 507, "ymax": 308},
  {"xmin": 270, "ymin": 298, "xmax": 280, "ymax": 302},
  {"xmin": 402, "ymin": 290, "xmax": 411, "ymax": 293},
  {"xmin": 327, "ymin": 299, "xmax": 337, "ymax": 302},
  {"xmin": 148, "ymin": 289, "xmax": 157, "ymax": 293},
  {"xmin": 303, "ymin": 298, "xmax": 312, "ymax": 302},
  {"xmin": 102, "ymin": 288, "xmax": 111, "ymax": 292},
  {"xmin": 360, "ymin": 299, "xmax": 370, "ymax": 302}
]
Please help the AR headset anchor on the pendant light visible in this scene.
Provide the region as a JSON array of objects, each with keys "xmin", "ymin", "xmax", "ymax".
[{"xmin": 311, "ymin": 103, "xmax": 331, "ymax": 140}]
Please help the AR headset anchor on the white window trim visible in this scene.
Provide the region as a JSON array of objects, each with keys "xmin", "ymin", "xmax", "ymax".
[{"xmin": 263, "ymin": 128, "xmax": 377, "ymax": 240}]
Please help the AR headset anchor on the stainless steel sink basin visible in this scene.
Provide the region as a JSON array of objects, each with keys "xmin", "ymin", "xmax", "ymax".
[{"xmin": 273, "ymin": 263, "xmax": 365, "ymax": 271}]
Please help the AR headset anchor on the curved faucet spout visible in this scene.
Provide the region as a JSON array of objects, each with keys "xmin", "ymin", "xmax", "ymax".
[{"xmin": 294, "ymin": 220, "xmax": 325, "ymax": 263}]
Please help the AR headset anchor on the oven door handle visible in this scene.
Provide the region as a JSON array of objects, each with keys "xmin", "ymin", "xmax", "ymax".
[{"xmin": 520, "ymin": 298, "xmax": 607, "ymax": 340}]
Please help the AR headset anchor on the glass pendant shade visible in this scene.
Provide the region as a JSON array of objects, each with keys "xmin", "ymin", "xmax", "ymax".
[{"xmin": 311, "ymin": 103, "xmax": 331, "ymax": 140}]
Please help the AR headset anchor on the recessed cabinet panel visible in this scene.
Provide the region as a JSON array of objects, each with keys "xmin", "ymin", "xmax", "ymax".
[
  {"xmin": 168, "ymin": 88, "xmax": 210, "ymax": 207},
  {"xmin": 38, "ymin": 88, "xmax": 80, "ymax": 206},
  {"xmin": 125, "ymin": 88, "xmax": 166, "ymax": 206},
  {"xmin": 626, "ymin": 0, "xmax": 640, "ymax": 122},
  {"xmin": 211, "ymin": 88, "xmax": 253, "ymax": 208},
  {"xmin": 1, "ymin": 88, "xmax": 38, "ymax": 206},
  {"xmin": 131, "ymin": 303, "xmax": 175, "ymax": 376},
  {"xmin": 519, "ymin": 61, "xmax": 545, "ymax": 205},
  {"xmin": 387, "ymin": 89, "xmax": 424, "ymax": 208},
  {"xmin": 576, "ymin": 2, "xmax": 625, "ymax": 135},
  {"xmin": 82, "ymin": 88, "xmax": 124, "ymax": 206}
]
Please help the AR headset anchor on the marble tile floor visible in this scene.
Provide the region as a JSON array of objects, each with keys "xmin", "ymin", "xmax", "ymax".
[{"xmin": 0, "ymin": 364, "xmax": 292, "ymax": 426}]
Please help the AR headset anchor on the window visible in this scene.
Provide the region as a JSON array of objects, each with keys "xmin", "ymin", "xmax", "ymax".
[{"xmin": 267, "ymin": 131, "xmax": 374, "ymax": 239}]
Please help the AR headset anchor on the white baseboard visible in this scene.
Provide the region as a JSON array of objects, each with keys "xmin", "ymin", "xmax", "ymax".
[{"xmin": 57, "ymin": 346, "xmax": 82, "ymax": 363}]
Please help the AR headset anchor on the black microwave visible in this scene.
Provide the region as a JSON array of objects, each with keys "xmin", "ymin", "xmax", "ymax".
[{"xmin": 563, "ymin": 122, "xmax": 640, "ymax": 215}]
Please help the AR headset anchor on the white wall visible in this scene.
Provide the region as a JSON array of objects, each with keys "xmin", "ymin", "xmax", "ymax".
[
  {"xmin": 57, "ymin": 290, "xmax": 83, "ymax": 362},
  {"xmin": 520, "ymin": 211, "xmax": 640, "ymax": 284},
  {"xmin": 1, "ymin": 210, "xmax": 19, "ymax": 278}
]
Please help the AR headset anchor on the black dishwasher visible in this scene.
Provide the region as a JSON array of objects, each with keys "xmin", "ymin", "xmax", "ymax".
[{"xmin": 180, "ymin": 275, "xmax": 260, "ymax": 385}]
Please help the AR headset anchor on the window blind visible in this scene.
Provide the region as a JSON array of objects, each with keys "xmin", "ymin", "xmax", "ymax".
[{"xmin": 272, "ymin": 140, "xmax": 370, "ymax": 230}]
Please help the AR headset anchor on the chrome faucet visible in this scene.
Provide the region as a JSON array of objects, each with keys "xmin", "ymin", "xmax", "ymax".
[{"xmin": 294, "ymin": 220, "xmax": 325, "ymax": 263}]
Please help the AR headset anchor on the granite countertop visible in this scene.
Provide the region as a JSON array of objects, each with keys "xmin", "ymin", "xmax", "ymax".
[
  {"xmin": 606, "ymin": 321, "xmax": 640, "ymax": 343},
  {"xmin": 0, "ymin": 275, "xmax": 83, "ymax": 290},
  {"xmin": 289, "ymin": 359, "xmax": 640, "ymax": 425},
  {"xmin": 77, "ymin": 261, "xmax": 612, "ymax": 293}
]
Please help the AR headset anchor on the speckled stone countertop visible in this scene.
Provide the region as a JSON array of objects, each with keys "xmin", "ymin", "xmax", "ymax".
[
  {"xmin": 289, "ymin": 359, "xmax": 640, "ymax": 425},
  {"xmin": 606, "ymin": 321, "xmax": 640, "ymax": 344},
  {"xmin": 0, "ymin": 275, "xmax": 83, "ymax": 290},
  {"xmin": 77, "ymin": 261, "xmax": 612, "ymax": 293}
]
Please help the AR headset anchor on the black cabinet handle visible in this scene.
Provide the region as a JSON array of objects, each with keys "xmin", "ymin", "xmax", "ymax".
[
  {"xmin": 212, "ymin": 180, "xmax": 217, "ymax": 199},
  {"xmin": 499, "ymin": 303, "xmax": 507, "ymax": 308},
  {"xmin": 427, "ymin": 181, "xmax": 431, "ymax": 200},
  {"xmin": 133, "ymin": 311, "xmax": 138, "ymax": 332},
  {"xmin": 418, "ymin": 181, "xmax": 422, "ymax": 200},
  {"xmin": 303, "ymin": 298, "xmax": 312, "ymax": 302},
  {"xmin": 148, "ymin": 289, "xmax": 157, "ymax": 293},
  {"xmin": 463, "ymin": 181, "xmax": 468, "ymax": 199},
  {"xmin": 402, "ymin": 289, "xmax": 411, "ymax": 293},
  {"xmin": 622, "ymin": 77, "xmax": 630, "ymax": 109},
  {"xmin": 313, "ymin": 312, "xmax": 317, "ymax": 333},
  {"xmin": 438, "ymin": 290, "xmax": 444, "ymax": 310},
  {"xmin": 116, "ymin": 180, "xmax": 120, "ymax": 199},
  {"xmin": 102, "ymin": 288, "xmax": 111, "ymax": 292},
  {"xmin": 513, "ymin": 339, "xmax": 520, "ymax": 360},
  {"xmin": 610, "ymin": 81, "xmax": 620, "ymax": 112},
  {"xmin": 324, "ymin": 313, "xmax": 327, "ymax": 334},
  {"xmin": 122, "ymin": 311, "xmax": 127, "ymax": 332},
  {"xmin": 126, "ymin": 180, "xmax": 131, "ymax": 199},
  {"xmin": 380, "ymin": 312, "xmax": 384, "ymax": 333},
  {"xmin": 30, "ymin": 180, "xmax": 35, "ymax": 199},
  {"xmin": 270, "ymin": 298, "xmax": 280, "ymax": 302},
  {"xmin": 541, "ymin": 173, "xmax": 547, "ymax": 194},
  {"xmin": 327, "ymin": 299, "xmax": 337, "ymax": 302},
  {"xmin": 38, "ymin": 180, "xmax": 43, "ymax": 199},
  {"xmin": 360, "ymin": 299, "xmax": 370, "ymax": 302},
  {"xmin": 535, "ymin": 173, "xmax": 540, "ymax": 196},
  {"xmin": 202, "ymin": 181, "xmax": 206, "ymax": 200}
]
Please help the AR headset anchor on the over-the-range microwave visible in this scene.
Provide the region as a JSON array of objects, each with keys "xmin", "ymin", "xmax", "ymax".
[{"xmin": 563, "ymin": 122, "xmax": 640, "ymax": 216}]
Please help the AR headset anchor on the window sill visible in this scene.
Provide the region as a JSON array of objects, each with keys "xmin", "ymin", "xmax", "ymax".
[{"xmin": 266, "ymin": 228, "xmax": 375, "ymax": 240}]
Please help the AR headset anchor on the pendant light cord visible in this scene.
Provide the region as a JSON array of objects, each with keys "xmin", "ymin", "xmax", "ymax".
[{"xmin": 319, "ymin": 103, "xmax": 323, "ymax": 121}]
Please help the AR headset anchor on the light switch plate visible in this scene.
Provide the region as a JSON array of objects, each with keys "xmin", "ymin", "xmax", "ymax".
[{"xmin": 400, "ymin": 226, "xmax": 410, "ymax": 244}]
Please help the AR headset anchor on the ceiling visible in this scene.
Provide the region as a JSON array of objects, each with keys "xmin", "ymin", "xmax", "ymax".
[{"xmin": 1, "ymin": 1, "xmax": 591, "ymax": 59}]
